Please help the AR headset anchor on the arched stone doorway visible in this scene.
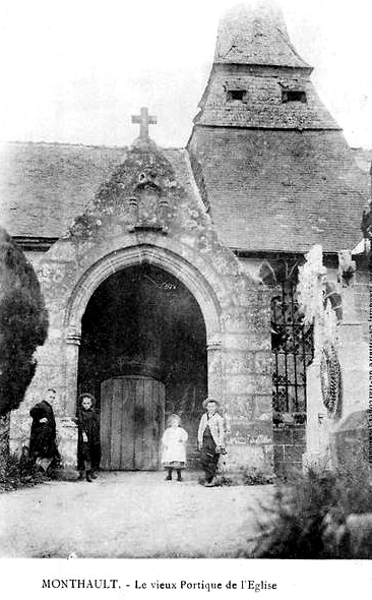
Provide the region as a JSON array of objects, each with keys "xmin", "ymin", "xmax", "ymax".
[
  {"xmin": 77, "ymin": 263, "xmax": 207, "ymax": 470},
  {"xmin": 61, "ymin": 244, "xmax": 223, "ymax": 470},
  {"xmin": 9, "ymin": 141, "xmax": 273, "ymax": 474}
]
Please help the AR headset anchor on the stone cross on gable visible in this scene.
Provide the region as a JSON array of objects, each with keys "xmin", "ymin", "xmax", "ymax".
[{"xmin": 131, "ymin": 107, "xmax": 157, "ymax": 140}]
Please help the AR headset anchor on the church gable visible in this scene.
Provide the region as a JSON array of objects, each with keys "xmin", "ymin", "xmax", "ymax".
[
  {"xmin": 68, "ymin": 145, "xmax": 197, "ymax": 239},
  {"xmin": 38, "ymin": 135, "xmax": 249, "ymax": 314},
  {"xmin": 18, "ymin": 128, "xmax": 274, "ymax": 478}
]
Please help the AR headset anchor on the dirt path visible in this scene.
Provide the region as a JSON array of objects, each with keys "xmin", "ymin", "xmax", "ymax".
[{"xmin": 0, "ymin": 472, "xmax": 273, "ymax": 558}]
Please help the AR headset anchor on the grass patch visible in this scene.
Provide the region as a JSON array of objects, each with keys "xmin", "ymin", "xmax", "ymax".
[
  {"xmin": 217, "ymin": 467, "xmax": 275, "ymax": 487},
  {"xmin": 242, "ymin": 467, "xmax": 275, "ymax": 486}
]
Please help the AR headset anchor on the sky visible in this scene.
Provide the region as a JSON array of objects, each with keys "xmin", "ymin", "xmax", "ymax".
[{"xmin": 0, "ymin": 0, "xmax": 371, "ymax": 149}]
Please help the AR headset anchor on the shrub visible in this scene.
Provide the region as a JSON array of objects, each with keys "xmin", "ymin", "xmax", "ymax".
[
  {"xmin": 0, "ymin": 227, "xmax": 48, "ymax": 415},
  {"xmin": 0, "ymin": 452, "xmax": 50, "ymax": 493},
  {"xmin": 246, "ymin": 464, "xmax": 372, "ymax": 558}
]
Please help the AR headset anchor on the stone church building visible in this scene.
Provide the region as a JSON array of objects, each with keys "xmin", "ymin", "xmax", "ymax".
[{"xmin": 1, "ymin": 2, "xmax": 370, "ymax": 477}]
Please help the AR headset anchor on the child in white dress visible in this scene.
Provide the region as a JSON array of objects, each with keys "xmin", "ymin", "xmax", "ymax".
[{"xmin": 161, "ymin": 414, "xmax": 188, "ymax": 481}]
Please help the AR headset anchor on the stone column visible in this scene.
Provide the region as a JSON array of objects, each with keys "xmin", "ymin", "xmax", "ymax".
[
  {"xmin": 58, "ymin": 328, "xmax": 81, "ymax": 471},
  {"xmin": 64, "ymin": 327, "xmax": 81, "ymax": 415},
  {"xmin": 206, "ymin": 336, "xmax": 222, "ymax": 399},
  {"xmin": 217, "ymin": 290, "xmax": 273, "ymax": 479}
]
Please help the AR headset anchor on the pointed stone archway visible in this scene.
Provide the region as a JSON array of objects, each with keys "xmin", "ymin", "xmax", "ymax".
[
  {"xmin": 75, "ymin": 260, "xmax": 208, "ymax": 470},
  {"xmin": 63, "ymin": 245, "xmax": 222, "ymax": 425}
]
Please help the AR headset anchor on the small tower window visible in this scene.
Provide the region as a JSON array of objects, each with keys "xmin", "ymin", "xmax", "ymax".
[
  {"xmin": 227, "ymin": 89, "xmax": 247, "ymax": 102},
  {"xmin": 282, "ymin": 90, "xmax": 307, "ymax": 103}
]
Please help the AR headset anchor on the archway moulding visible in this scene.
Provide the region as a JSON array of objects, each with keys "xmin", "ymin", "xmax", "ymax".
[{"xmin": 64, "ymin": 244, "xmax": 225, "ymax": 343}]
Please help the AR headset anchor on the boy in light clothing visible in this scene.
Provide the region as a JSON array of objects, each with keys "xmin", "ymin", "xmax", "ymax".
[{"xmin": 197, "ymin": 398, "xmax": 225, "ymax": 486}]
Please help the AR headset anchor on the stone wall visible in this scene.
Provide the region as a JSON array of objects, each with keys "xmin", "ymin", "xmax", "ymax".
[
  {"xmin": 10, "ymin": 145, "xmax": 273, "ymax": 476},
  {"xmin": 222, "ymin": 287, "xmax": 273, "ymax": 474},
  {"xmin": 240, "ymin": 256, "xmax": 310, "ymax": 478},
  {"xmin": 273, "ymin": 423, "xmax": 306, "ymax": 478}
]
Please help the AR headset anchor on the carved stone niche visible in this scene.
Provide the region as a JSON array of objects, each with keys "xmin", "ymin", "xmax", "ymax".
[{"xmin": 128, "ymin": 172, "xmax": 169, "ymax": 234}]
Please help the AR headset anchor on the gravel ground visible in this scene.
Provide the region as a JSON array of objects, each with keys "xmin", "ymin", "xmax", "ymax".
[{"xmin": 0, "ymin": 471, "xmax": 274, "ymax": 558}]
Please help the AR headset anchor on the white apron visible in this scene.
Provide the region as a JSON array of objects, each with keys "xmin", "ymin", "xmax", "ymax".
[{"xmin": 161, "ymin": 427, "xmax": 188, "ymax": 464}]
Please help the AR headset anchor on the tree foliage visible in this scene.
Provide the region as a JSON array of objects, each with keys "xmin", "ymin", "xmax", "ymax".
[{"xmin": 0, "ymin": 227, "xmax": 48, "ymax": 415}]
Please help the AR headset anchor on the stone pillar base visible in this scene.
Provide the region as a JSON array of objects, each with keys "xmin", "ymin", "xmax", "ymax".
[
  {"xmin": 223, "ymin": 443, "xmax": 274, "ymax": 479},
  {"xmin": 56, "ymin": 417, "xmax": 78, "ymax": 473}
]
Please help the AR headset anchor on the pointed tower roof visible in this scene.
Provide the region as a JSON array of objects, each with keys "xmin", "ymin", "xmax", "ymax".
[
  {"xmin": 187, "ymin": 1, "xmax": 369, "ymax": 253},
  {"xmin": 214, "ymin": 1, "xmax": 310, "ymax": 69},
  {"xmin": 194, "ymin": 0, "xmax": 339, "ymax": 130}
]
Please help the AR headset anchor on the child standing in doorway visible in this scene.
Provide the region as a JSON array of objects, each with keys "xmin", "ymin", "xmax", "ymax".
[
  {"xmin": 77, "ymin": 393, "xmax": 101, "ymax": 482},
  {"xmin": 161, "ymin": 414, "xmax": 188, "ymax": 481}
]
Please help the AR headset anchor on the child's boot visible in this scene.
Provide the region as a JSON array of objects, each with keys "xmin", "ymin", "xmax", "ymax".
[
  {"xmin": 85, "ymin": 461, "xmax": 93, "ymax": 482},
  {"xmin": 165, "ymin": 469, "xmax": 172, "ymax": 481},
  {"xmin": 176, "ymin": 469, "xmax": 183, "ymax": 482}
]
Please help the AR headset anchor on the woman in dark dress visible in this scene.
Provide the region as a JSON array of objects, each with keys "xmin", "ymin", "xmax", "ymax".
[
  {"xmin": 77, "ymin": 393, "xmax": 101, "ymax": 482},
  {"xmin": 29, "ymin": 388, "xmax": 61, "ymax": 472}
]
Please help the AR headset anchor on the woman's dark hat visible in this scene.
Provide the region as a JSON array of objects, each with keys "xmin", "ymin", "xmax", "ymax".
[
  {"xmin": 78, "ymin": 392, "xmax": 96, "ymax": 408},
  {"xmin": 202, "ymin": 397, "xmax": 220, "ymax": 409}
]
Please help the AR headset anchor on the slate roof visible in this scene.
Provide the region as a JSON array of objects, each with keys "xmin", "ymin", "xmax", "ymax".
[
  {"xmin": 214, "ymin": 1, "xmax": 310, "ymax": 68},
  {"xmin": 188, "ymin": 128, "xmax": 369, "ymax": 253},
  {"xmin": 0, "ymin": 142, "xmax": 198, "ymax": 240},
  {"xmin": 0, "ymin": 135, "xmax": 368, "ymax": 254},
  {"xmin": 0, "ymin": 142, "xmax": 125, "ymax": 238}
]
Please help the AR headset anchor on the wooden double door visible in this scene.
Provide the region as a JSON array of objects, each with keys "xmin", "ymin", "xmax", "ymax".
[{"xmin": 100, "ymin": 376, "xmax": 165, "ymax": 470}]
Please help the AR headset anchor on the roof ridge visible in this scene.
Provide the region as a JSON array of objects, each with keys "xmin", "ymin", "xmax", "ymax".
[
  {"xmin": 0, "ymin": 140, "xmax": 128, "ymax": 150},
  {"xmin": 1, "ymin": 140, "xmax": 186, "ymax": 152}
]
